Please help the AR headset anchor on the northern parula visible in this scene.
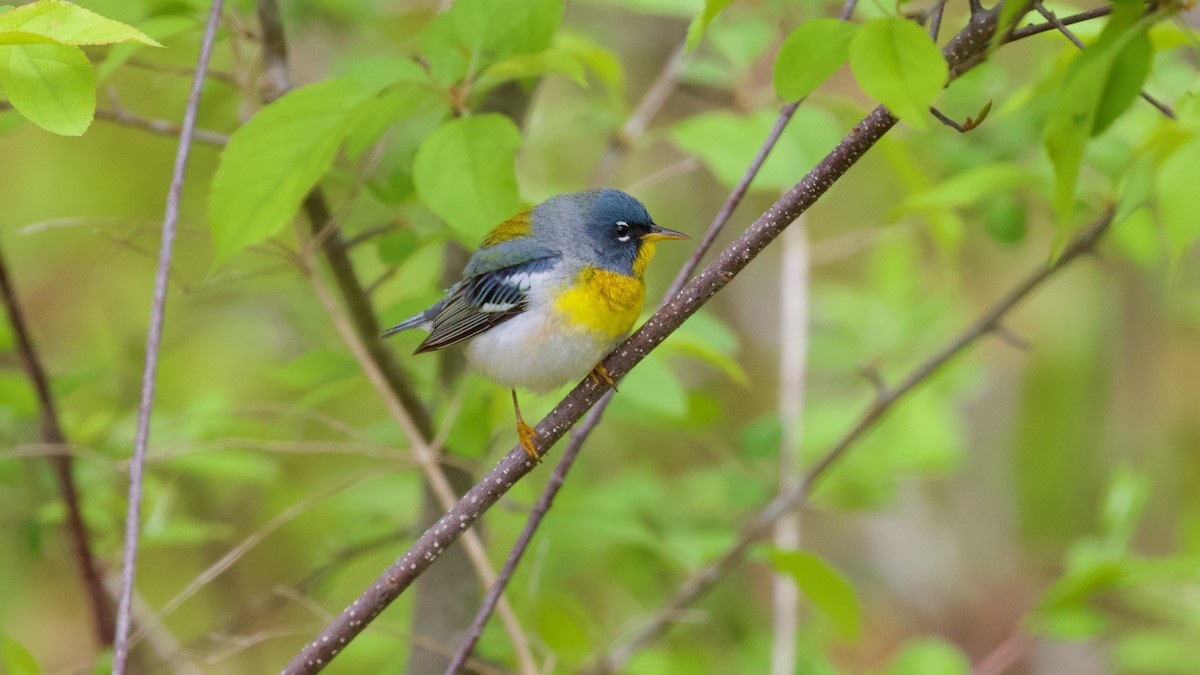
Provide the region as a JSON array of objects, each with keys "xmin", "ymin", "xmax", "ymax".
[{"xmin": 382, "ymin": 188, "xmax": 688, "ymax": 461}]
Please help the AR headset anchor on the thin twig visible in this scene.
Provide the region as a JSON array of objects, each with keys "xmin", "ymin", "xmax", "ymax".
[
  {"xmin": 127, "ymin": 58, "xmax": 240, "ymax": 87},
  {"xmin": 971, "ymin": 628, "xmax": 1037, "ymax": 675},
  {"xmin": 591, "ymin": 208, "xmax": 1114, "ymax": 672},
  {"xmin": 0, "ymin": 243, "xmax": 115, "ymax": 645},
  {"xmin": 113, "ymin": 2, "xmax": 225, "ymax": 673},
  {"xmin": 0, "ymin": 101, "xmax": 230, "ymax": 146},
  {"xmin": 343, "ymin": 222, "xmax": 399, "ymax": 249},
  {"xmin": 443, "ymin": 391, "xmax": 615, "ymax": 675},
  {"xmin": 282, "ymin": 3, "xmax": 1024, "ymax": 671},
  {"xmin": 930, "ymin": 106, "xmax": 972, "ymax": 132},
  {"xmin": 928, "ymin": 0, "xmax": 948, "ymax": 41},
  {"xmin": 130, "ymin": 471, "xmax": 384, "ymax": 646},
  {"xmin": 1033, "ymin": 2, "xmax": 1175, "ymax": 119},
  {"xmin": 1007, "ymin": 5, "xmax": 1112, "ymax": 41},
  {"xmin": 592, "ymin": 40, "xmax": 690, "ymax": 187}
]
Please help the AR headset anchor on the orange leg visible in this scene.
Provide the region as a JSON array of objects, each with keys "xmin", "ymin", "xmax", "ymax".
[
  {"xmin": 511, "ymin": 389, "xmax": 540, "ymax": 462},
  {"xmin": 588, "ymin": 363, "xmax": 619, "ymax": 392}
]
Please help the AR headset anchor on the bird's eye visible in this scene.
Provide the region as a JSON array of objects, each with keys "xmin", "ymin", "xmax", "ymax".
[{"xmin": 614, "ymin": 221, "xmax": 631, "ymax": 241}]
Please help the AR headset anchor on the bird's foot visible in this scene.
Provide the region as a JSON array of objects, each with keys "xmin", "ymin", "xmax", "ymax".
[
  {"xmin": 589, "ymin": 363, "xmax": 618, "ymax": 392},
  {"xmin": 517, "ymin": 420, "xmax": 541, "ymax": 462}
]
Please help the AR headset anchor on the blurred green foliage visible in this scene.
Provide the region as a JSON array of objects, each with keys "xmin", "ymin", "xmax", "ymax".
[{"xmin": 1, "ymin": 0, "xmax": 1199, "ymax": 673}]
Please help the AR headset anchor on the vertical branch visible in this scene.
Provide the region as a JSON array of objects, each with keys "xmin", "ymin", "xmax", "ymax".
[
  {"xmin": 591, "ymin": 40, "xmax": 690, "ymax": 187},
  {"xmin": 112, "ymin": 2, "xmax": 226, "ymax": 673},
  {"xmin": 770, "ymin": 220, "xmax": 809, "ymax": 675},
  {"xmin": 0, "ymin": 243, "xmax": 115, "ymax": 645}
]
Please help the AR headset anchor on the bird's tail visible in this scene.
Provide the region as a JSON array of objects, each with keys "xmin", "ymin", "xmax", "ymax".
[{"xmin": 380, "ymin": 307, "xmax": 435, "ymax": 338}]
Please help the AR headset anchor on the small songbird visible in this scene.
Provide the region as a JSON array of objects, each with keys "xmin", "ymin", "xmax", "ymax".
[{"xmin": 382, "ymin": 189, "xmax": 688, "ymax": 461}]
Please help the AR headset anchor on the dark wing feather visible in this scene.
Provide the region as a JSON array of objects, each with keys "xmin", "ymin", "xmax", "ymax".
[{"xmin": 414, "ymin": 256, "xmax": 559, "ymax": 353}]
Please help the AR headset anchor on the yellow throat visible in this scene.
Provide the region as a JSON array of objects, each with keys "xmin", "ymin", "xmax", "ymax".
[{"xmin": 555, "ymin": 243, "xmax": 656, "ymax": 339}]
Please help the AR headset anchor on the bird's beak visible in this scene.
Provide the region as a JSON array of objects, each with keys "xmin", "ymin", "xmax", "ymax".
[{"xmin": 641, "ymin": 224, "xmax": 690, "ymax": 242}]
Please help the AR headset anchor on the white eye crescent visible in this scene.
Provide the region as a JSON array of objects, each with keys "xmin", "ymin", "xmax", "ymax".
[{"xmin": 614, "ymin": 220, "xmax": 631, "ymax": 241}]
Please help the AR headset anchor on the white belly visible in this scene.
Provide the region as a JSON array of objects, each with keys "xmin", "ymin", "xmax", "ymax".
[{"xmin": 465, "ymin": 305, "xmax": 619, "ymax": 394}]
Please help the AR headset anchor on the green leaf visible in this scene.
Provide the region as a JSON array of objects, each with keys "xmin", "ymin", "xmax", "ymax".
[
  {"xmin": 96, "ymin": 14, "xmax": 195, "ymax": 81},
  {"xmin": 0, "ymin": 38, "xmax": 94, "ymax": 135},
  {"xmin": 1044, "ymin": 3, "xmax": 1147, "ymax": 227},
  {"xmin": 670, "ymin": 106, "xmax": 842, "ymax": 192},
  {"xmin": 209, "ymin": 72, "xmax": 415, "ymax": 265},
  {"xmin": 894, "ymin": 163, "xmax": 1036, "ymax": 216},
  {"xmin": 1036, "ymin": 604, "xmax": 1111, "ymax": 641},
  {"xmin": 848, "ymin": 18, "xmax": 947, "ymax": 130},
  {"xmin": 376, "ymin": 229, "xmax": 421, "ymax": 266},
  {"xmin": 413, "ymin": 114, "xmax": 522, "ymax": 239},
  {"xmin": 0, "ymin": 0, "xmax": 160, "ymax": 46},
  {"xmin": 886, "ymin": 638, "xmax": 969, "ymax": 675},
  {"xmin": 1036, "ymin": 556, "xmax": 1128, "ymax": 614},
  {"xmin": 578, "ymin": 0, "xmax": 701, "ymax": 16},
  {"xmin": 1102, "ymin": 467, "xmax": 1150, "ymax": 551},
  {"xmin": 684, "ymin": 0, "xmax": 731, "ymax": 52},
  {"xmin": 990, "ymin": 0, "xmax": 1033, "ymax": 54},
  {"xmin": 1157, "ymin": 135, "xmax": 1200, "ymax": 266},
  {"xmin": 477, "ymin": 48, "xmax": 587, "ymax": 92},
  {"xmin": 616, "ymin": 351, "xmax": 689, "ymax": 418},
  {"xmin": 765, "ymin": 549, "xmax": 861, "ymax": 638},
  {"xmin": 3, "ymin": 637, "xmax": 41, "ymax": 675},
  {"xmin": 454, "ymin": 0, "xmax": 564, "ymax": 62},
  {"xmin": 1092, "ymin": 28, "xmax": 1152, "ymax": 135},
  {"xmin": 982, "ymin": 193, "xmax": 1027, "ymax": 244},
  {"xmin": 663, "ymin": 310, "xmax": 747, "ymax": 384},
  {"xmin": 773, "ymin": 19, "xmax": 858, "ymax": 101},
  {"xmin": 556, "ymin": 31, "xmax": 624, "ymax": 93}
]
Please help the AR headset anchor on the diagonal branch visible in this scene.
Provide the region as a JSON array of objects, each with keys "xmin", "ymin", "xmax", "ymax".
[
  {"xmin": 0, "ymin": 242, "xmax": 115, "ymax": 645},
  {"xmin": 113, "ymin": 2, "xmax": 226, "ymax": 673},
  {"xmin": 281, "ymin": 3, "xmax": 1033, "ymax": 672},
  {"xmin": 442, "ymin": 2, "xmax": 864, "ymax": 660},
  {"xmin": 0, "ymin": 101, "xmax": 230, "ymax": 147},
  {"xmin": 592, "ymin": 207, "xmax": 1115, "ymax": 672},
  {"xmin": 444, "ymin": 95, "xmax": 811, "ymax": 674}
]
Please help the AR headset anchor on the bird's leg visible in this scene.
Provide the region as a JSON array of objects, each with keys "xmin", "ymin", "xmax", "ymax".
[
  {"xmin": 588, "ymin": 363, "xmax": 618, "ymax": 392},
  {"xmin": 511, "ymin": 389, "xmax": 540, "ymax": 462}
]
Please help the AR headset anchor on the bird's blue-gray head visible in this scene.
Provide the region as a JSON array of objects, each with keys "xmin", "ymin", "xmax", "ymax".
[{"xmin": 533, "ymin": 188, "xmax": 687, "ymax": 276}]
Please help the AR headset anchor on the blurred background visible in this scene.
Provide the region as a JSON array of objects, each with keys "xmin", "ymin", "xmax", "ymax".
[{"xmin": 1, "ymin": 0, "xmax": 1198, "ymax": 673}]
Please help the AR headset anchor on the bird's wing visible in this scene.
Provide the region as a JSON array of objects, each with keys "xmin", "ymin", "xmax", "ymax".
[{"xmin": 415, "ymin": 255, "xmax": 560, "ymax": 353}]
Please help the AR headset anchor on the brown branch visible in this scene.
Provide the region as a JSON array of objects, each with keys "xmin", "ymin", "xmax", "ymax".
[
  {"xmin": 95, "ymin": 105, "xmax": 231, "ymax": 147},
  {"xmin": 281, "ymin": 3, "xmax": 1031, "ymax": 672},
  {"xmin": 1007, "ymin": 5, "xmax": 1112, "ymax": 41},
  {"xmin": 0, "ymin": 101, "xmax": 231, "ymax": 146},
  {"xmin": 443, "ymin": 93, "xmax": 814, "ymax": 674},
  {"xmin": 591, "ymin": 39, "xmax": 690, "ymax": 187},
  {"xmin": 113, "ymin": 2, "xmax": 226, "ymax": 673},
  {"xmin": 971, "ymin": 628, "xmax": 1037, "ymax": 675},
  {"xmin": 928, "ymin": 0, "xmax": 948, "ymax": 41},
  {"xmin": 1032, "ymin": 2, "xmax": 1175, "ymax": 120},
  {"xmin": 0, "ymin": 242, "xmax": 115, "ymax": 645},
  {"xmin": 593, "ymin": 207, "xmax": 1115, "ymax": 672}
]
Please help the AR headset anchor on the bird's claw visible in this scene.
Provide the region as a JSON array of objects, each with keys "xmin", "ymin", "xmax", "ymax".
[
  {"xmin": 589, "ymin": 363, "xmax": 618, "ymax": 391},
  {"xmin": 518, "ymin": 420, "xmax": 541, "ymax": 462}
]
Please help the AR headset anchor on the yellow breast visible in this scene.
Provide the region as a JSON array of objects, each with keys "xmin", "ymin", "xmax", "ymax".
[{"xmin": 554, "ymin": 265, "xmax": 647, "ymax": 340}]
